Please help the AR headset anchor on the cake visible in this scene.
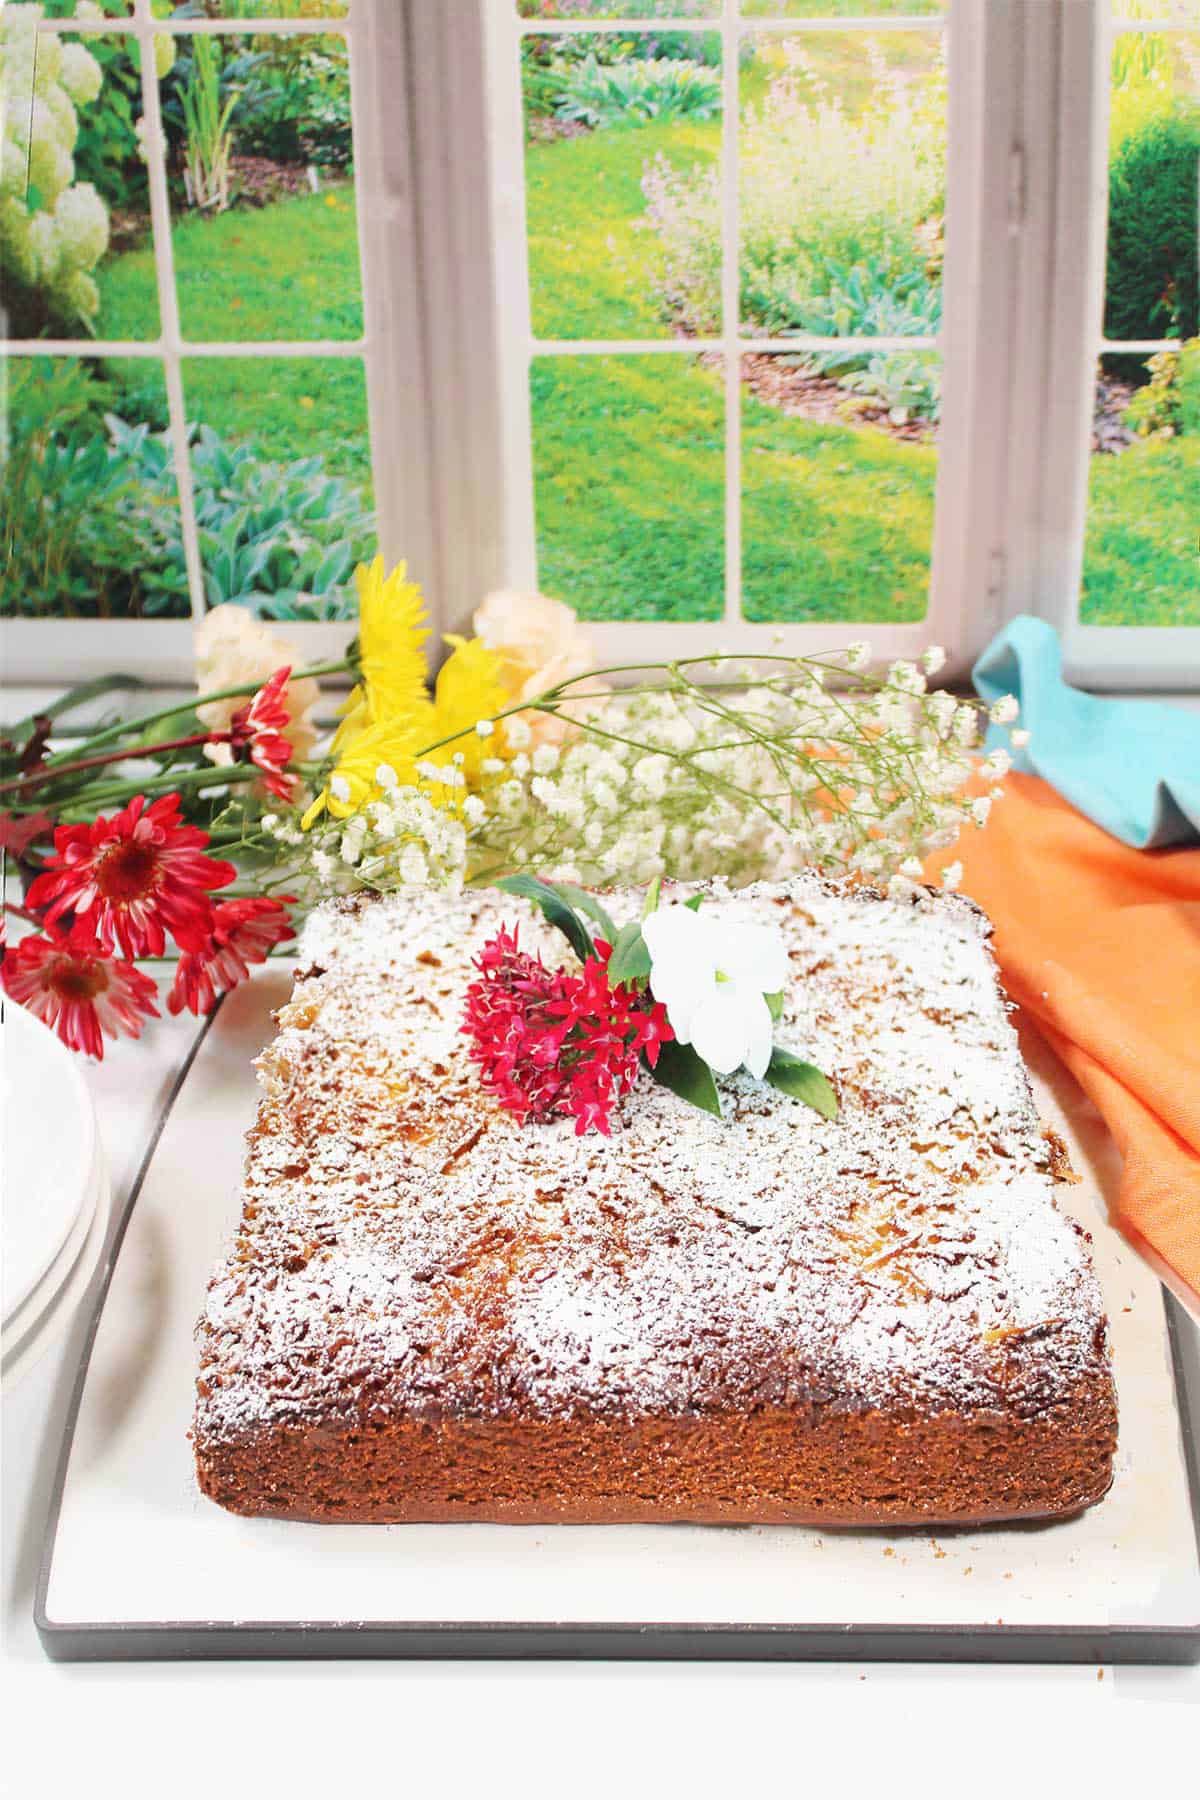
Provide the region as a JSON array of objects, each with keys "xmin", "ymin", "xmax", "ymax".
[{"xmin": 193, "ymin": 877, "xmax": 1118, "ymax": 1526}]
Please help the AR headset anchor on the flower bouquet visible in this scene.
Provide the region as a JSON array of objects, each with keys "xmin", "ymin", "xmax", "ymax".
[{"xmin": 1, "ymin": 559, "xmax": 1021, "ymax": 1071}]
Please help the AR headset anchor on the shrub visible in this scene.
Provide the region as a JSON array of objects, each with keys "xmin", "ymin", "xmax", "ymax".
[
  {"xmin": 643, "ymin": 40, "xmax": 944, "ymax": 344},
  {"xmin": 231, "ymin": 40, "xmax": 354, "ymax": 169},
  {"xmin": 1105, "ymin": 107, "xmax": 1200, "ymax": 347},
  {"xmin": 782, "ymin": 255, "xmax": 943, "ymax": 419},
  {"xmin": 1, "ymin": 360, "xmax": 183, "ymax": 619},
  {"xmin": 1122, "ymin": 339, "xmax": 1200, "ymax": 440},
  {"xmin": 555, "ymin": 54, "xmax": 721, "ymax": 128},
  {"xmin": 0, "ymin": 4, "xmax": 111, "ymax": 335},
  {"xmin": 0, "ymin": 360, "xmax": 374, "ymax": 620}
]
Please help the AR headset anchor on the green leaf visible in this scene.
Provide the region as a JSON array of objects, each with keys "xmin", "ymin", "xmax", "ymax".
[
  {"xmin": 641, "ymin": 873, "xmax": 662, "ymax": 919},
  {"xmin": 683, "ymin": 894, "xmax": 703, "ymax": 913},
  {"xmin": 649, "ymin": 1040, "xmax": 722, "ymax": 1118},
  {"xmin": 765, "ymin": 990, "xmax": 784, "ymax": 1022},
  {"xmin": 606, "ymin": 920, "xmax": 652, "ymax": 989},
  {"xmin": 494, "ymin": 873, "xmax": 592, "ymax": 964},
  {"xmin": 764, "ymin": 1048, "xmax": 839, "ymax": 1121},
  {"xmin": 553, "ymin": 880, "xmax": 616, "ymax": 945}
]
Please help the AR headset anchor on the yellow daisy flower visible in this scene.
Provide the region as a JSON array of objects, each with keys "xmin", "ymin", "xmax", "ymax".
[{"xmin": 426, "ymin": 635, "xmax": 513, "ymax": 785}]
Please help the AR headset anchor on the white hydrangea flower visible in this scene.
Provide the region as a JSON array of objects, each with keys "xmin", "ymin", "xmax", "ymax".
[
  {"xmin": 59, "ymin": 42, "xmax": 102, "ymax": 108},
  {"xmin": 53, "ymin": 180, "xmax": 108, "ymax": 269},
  {"xmin": 642, "ymin": 903, "xmax": 788, "ymax": 1079}
]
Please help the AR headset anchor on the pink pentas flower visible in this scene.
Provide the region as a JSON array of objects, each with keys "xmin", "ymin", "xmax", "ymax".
[
  {"xmin": 461, "ymin": 926, "xmax": 673, "ymax": 1137},
  {"xmin": 2, "ymin": 922, "xmax": 159, "ymax": 1059},
  {"xmin": 168, "ymin": 895, "xmax": 295, "ymax": 1017},
  {"xmin": 228, "ymin": 667, "xmax": 297, "ymax": 803},
  {"xmin": 26, "ymin": 793, "xmax": 236, "ymax": 959}
]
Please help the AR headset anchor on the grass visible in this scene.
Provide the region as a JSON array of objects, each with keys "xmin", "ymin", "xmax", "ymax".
[{"xmin": 1083, "ymin": 439, "xmax": 1200, "ymax": 625}]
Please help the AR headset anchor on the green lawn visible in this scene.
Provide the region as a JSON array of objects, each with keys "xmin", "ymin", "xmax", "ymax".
[
  {"xmin": 90, "ymin": 113, "xmax": 1196, "ymax": 627},
  {"xmin": 1083, "ymin": 438, "xmax": 1200, "ymax": 626}
]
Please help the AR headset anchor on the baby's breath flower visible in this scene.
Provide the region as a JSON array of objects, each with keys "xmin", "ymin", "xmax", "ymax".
[
  {"xmin": 1010, "ymin": 727, "xmax": 1031, "ymax": 749},
  {"xmin": 844, "ymin": 641, "xmax": 872, "ymax": 671},
  {"xmin": 969, "ymin": 796, "xmax": 992, "ymax": 828},
  {"xmin": 475, "ymin": 719, "xmax": 494, "ymax": 738},
  {"xmin": 504, "ymin": 715, "xmax": 532, "ymax": 751},
  {"xmin": 988, "ymin": 694, "xmax": 1020, "ymax": 725},
  {"xmin": 953, "ymin": 706, "xmax": 980, "ymax": 747},
  {"xmin": 921, "ymin": 645, "xmax": 947, "ymax": 677},
  {"xmin": 941, "ymin": 860, "xmax": 963, "ymax": 890},
  {"xmin": 984, "ymin": 747, "xmax": 1012, "ymax": 778}
]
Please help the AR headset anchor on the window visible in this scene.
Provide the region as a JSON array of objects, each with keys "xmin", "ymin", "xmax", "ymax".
[
  {"xmin": 1034, "ymin": 0, "xmax": 1199, "ymax": 689},
  {"xmin": 3, "ymin": 0, "xmax": 374, "ymax": 678},
  {"xmin": 4, "ymin": 1, "xmax": 1198, "ymax": 688},
  {"xmin": 484, "ymin": 0, "xmax": 988, "ymax": 672}
]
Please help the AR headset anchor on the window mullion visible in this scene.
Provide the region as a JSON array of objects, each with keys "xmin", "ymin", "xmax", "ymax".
[{"xmin": 132, "ymin": 0, "xmax": 205, "ymax": 625}]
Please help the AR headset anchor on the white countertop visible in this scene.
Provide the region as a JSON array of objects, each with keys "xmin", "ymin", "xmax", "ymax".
[{"xmin": 3, "ymin": 686, "xmax": 1199, "ymax": 1792}]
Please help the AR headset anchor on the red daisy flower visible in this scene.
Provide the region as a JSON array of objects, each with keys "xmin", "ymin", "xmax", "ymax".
[
  {"xmin": 167, "ymin": 895, "xmax": 295, "ymax": 1018},
  {"xmin": 228, "ymin": 667, "xmax": 297, "ymax": 802},
  {"xmin": 26, "ymin": 793, "xmax": 236, "ymax": 959},
  {"xmin": 2, "ymin": 923, "xmax": 159, "ymax": 1060}
]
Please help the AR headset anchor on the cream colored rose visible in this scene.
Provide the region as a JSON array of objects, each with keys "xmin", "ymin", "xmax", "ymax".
[
  {"xmin": 194, "ymin": 605, "xmax": 321, "ymax": 771},
  {"xmin": 472, "ymin": 589, "xmax": 601, "ymax": 742}
]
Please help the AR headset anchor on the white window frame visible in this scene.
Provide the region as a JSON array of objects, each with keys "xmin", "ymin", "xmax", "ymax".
[{"xmin": 5, "ymin": 2, "xmax": 1197, "ymax": 692}]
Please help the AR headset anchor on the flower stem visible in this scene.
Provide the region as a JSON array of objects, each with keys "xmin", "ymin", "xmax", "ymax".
[{"xmin": 0, "ymin": 733, "xmax": 230, "ymax": 800}]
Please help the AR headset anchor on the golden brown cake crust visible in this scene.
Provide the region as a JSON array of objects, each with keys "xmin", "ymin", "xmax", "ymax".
[{"xmin": 194, "ymin": 876, "xmax": 1118, "ymax": 1526}]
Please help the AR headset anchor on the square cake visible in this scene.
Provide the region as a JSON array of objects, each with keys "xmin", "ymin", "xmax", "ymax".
[{"xmin": 194, "ymin": 877, "xmax": 1117, "ymax": 1526}]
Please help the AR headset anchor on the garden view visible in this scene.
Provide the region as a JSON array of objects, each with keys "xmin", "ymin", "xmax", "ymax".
[{"xmin": 2, "ymin": 0, "xmax": 1197, "ymax": 628}]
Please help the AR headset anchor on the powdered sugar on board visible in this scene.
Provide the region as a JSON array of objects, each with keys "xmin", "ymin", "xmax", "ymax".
[{"xmin": 195, "ymin": 876, "xmax": 1111, "ymax": 1441}]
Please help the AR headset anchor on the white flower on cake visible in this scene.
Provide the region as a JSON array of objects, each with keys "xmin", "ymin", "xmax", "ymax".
[{"xmin": 642, "ymin": 903, "xmax": 788, "ymax": 1079}]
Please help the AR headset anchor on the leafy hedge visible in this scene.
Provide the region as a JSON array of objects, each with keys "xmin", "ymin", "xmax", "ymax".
[
  {"xmin": 1, "ymin": 360, "xmax": 373, "ymax": 621},
  {"xmin": 1105, "ymin": 108, "xmax": 1200, "ymax": 347}
]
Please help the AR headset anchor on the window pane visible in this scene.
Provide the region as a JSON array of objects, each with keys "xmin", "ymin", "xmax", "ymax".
[
  {"xmin": 519, "ymin": 4, "xmax": 719, "ymax": 17},
  {"xmin": 531, "ymin": 353, "xmax": 724, "ymax": 620},
  {"xmin": 741, "ymin": 350, "xmax": 936, "ymax": 623},
  {"xmin": 741, "ymin": 3, "xmax": 945, "ymax": 17},
  {"xmin": 180, "ymin": 355, "xmax": 374, "ymax": 622},
  {"xmin": 525, "ymin": 30, "xmax": 721, "ymax": 339},
  {"xmin": 40, "ymin": 3, "xmax": 131, "ymax": 16},
  {"xmin": 205, "ymin": 3, "xmax": 349, "ymax": 17},
  {"xmin": 1081, "ymin": 359, "xmax": 1199, "ymax": 627},
  {"xmin": 1081, "ymin": 27, "xmax": 1198, "ymax": 626},
  {"xmin": 1104, "ymin": 29, "xmax": 1198, "ymax": 344},
  {"xmin": 1, "ymin": 356, "xmax": 187, "ymax": 620},
  {"xmin": 734, "ymin": 30, "xmax": 945, "ymax": 340},
  {"xmin": 144, "ymin": 30, "xmax": 360, "ymax": 342},
  {"xmin": 3, "ymin": 26, "xmax": 156, "ymax": 339}
]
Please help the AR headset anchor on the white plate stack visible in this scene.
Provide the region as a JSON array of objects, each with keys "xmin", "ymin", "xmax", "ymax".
[{"xmin": 2, "ymin": 1002, "xmax": 110, "ymax": 1387}]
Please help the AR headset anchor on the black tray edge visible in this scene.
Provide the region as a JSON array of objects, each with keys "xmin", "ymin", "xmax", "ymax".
[{"xmin": 34, "ymin": 1004, "xmax": 1200, "ymax": 1665}]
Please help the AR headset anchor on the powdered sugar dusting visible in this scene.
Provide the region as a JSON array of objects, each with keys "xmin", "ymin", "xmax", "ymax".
[{"xmin": 195, "ymin": 876, "xmax": 1111, "ymax": 1442}]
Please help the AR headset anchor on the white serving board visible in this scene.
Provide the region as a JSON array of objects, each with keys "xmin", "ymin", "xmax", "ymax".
[{"xmin": 37, "ymin": 969, "xmax": 1200, "ymax": 1661}]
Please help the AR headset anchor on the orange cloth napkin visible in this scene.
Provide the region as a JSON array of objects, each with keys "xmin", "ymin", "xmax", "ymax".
[{"xmin": 924, "ymin": 772, "xmax": 1200, "ymax": 1310}]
